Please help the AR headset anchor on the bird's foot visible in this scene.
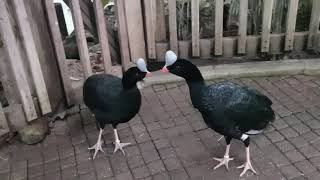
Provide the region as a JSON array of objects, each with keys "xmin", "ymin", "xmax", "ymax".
[
  {"xmin": 213, "ymin": 155, "xmax": 234, "ymax": 171},
  {"xmin": 113, "ymin": 141, "xmax": 131, "ymax": 155},
  {"xmin": 88, "ymin": 140, "xmax": 104, "ymax": 159},
  {"xmin": 237, "ymin": 160, "xmax": 257, "ymax": 177}
]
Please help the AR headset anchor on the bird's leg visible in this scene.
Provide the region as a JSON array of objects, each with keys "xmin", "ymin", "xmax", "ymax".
[
  {"xmin": 113, "ymin": 128, "xmax": 131, "ymax": 155},
  {"xmin": 237, "ymin": 137, "xmax": 257, "ymax": 177},
  {"xmin": 213, "ymin": 136, "xmax": 234, "ymax": 171},
  {"xmin": 88, "ymin": 128, "xmax": 104, "ymax": 159}
]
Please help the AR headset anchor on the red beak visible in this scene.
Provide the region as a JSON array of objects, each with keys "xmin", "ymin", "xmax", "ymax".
[
  {"xmin": 146, "ymin": 71, "xmax": 152, "ymax": 77},
  {"xmin": 161, "ymin": 66, "xmax": 169, "ymax": 73}
]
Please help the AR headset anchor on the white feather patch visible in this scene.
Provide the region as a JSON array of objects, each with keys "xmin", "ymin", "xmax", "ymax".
[
  {"xmin": 137, "ymin": 58, "xmax": 148, "ymax": 72},
  {"xmin": 165, "ymin": 50, "xmax": 177, "ymax": 66},
  {"xmin": 241, "ymin": 134, "xmax": 249, "ymax": 141}
]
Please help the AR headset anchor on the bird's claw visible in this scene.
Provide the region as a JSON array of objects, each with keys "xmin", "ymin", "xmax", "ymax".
[
  {"xmin": 237, "ymin": 160, "xmax": 257, "ymax": 177},
  {"xmin": 88, "ymin": 140, "xmax": 104, "ymax": 159},
  {"xmin": 113, "ymin": 141, "xmax": 131, "ymax": 155},
  {"xmin": 213, "ymin": 156, "xmax": 234, "ymax": 171}
]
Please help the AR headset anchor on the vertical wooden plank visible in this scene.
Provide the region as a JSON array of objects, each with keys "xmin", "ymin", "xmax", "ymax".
[
  {"xmin": 214, "ymin": 0, "xmax": 223, "ymax": 55},
  {"xmin": 143, "ymin": 0, "xmax": 157, "ymax": 59},
  {"xmin": 168, "ymin": 0, "xmax": 178, "ymax": 54},
  {"xmin": 93, "ymin": 0, "xmax": 112, "ymax": 74},
  {"xmin": 285, "ymin": 0, "xmax": 299, "ymax": 51},
  {"xmin": 0, "ymin": 0, "xmax": 37, "ymax": 121},
  {"xmin": 124, "ymin": 0, "xmax": 146, "ymax": 61},
  {"xmin": 115, "ymin": 0, "xmax": 131, "ymax": 70},
  {"xmin": 307, "ymin": 0, "xmax": 320, "ymax": 49},
  {"xmin": 44, "ymin": 0, "xmax": 74, "ymax": 105},
  {"xmin": 191, "ymin": 0, "xmax": 200, "ymax": 57},
  {"xmin": 13, "ymin": 0, "xmax": 52, "ymax": 114},
  {"xmin": 0, "ymin": 103, "xmax": 10, "ymax": 136},
  {"xmin": 156, "ymin": 0, "xmax": 166, "ymax": 41},
  {"xmin": 71, "ymin": 0, "xmax": 92, "ymax": 78},
  {"xmin": 261, "ymin": 0, "xmax": 274, "ymax": 52},
  {"xmin": 238, "ymin": 0, "xmax": 248, "ymax": 54}
]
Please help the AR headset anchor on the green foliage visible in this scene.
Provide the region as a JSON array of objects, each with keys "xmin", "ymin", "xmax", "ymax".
[
  {"xmin": 101, "ymin": 0, "xmax": 111, "ymax": 7},
  {"xmin": 296, "ymin": 0, "xmax": 312, "ymax": 32}
]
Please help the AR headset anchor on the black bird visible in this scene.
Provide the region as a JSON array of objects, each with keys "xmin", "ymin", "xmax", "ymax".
[
  {"xmin": 83, "ymin": 59, "xmax": 151, "ymax": 159},
  {"xmin": 161, "ymin": 51, "xmax": 275, "ymax": 177}
]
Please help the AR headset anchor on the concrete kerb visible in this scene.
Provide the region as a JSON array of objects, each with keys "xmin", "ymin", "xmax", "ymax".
[{"xmin": 144, "ymin": 59, "xmax": 320, "ymax": 87}]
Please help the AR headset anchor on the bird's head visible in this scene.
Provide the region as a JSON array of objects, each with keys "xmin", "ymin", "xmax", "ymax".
[
  {"xmin": 161, "ymin": 51, "xmax": 203, "ymax": 82},
  {"xmin": 123, "ymin": 58, "xmax": 151, "ymax": 89}
]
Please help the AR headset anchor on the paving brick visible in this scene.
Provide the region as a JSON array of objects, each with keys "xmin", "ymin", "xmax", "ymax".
[
  {"xmin": 147, "ymin": 160, "xmax": 166, "ymax": 175},
  {"xmin": 116, "ymin": 171, "xmax": 133, "ymax": 180},
  {"xmin": 154, "ymin": 138, "xmax": 171, "ymax": 150},
  {"xmin": 294, "ymin": 160, "xmax": 317, "ymax": 176},
  {"xmin": 124, "ymin": 145, "xmax": 140, "ymax": 157},
  {"xmin": 280, "ymin": 165, "xmax": 302, "ymax": 179},
  {"xmin": 158, "ymin": 147, "xmax": 177, "ymax": 160},
  {"xmin": 295, "ymin": 112, "xmax": 314, "ymax": 122},
  {"xmin": 127, "ymin": 154, "xmax": 145, "ymax": 169},
  {"xmin": 279, "ymin": 127, "xmax": 299, "ymax": 139},
  {"xmin": 62, "ymin": 166, "xmax": 78, "ymax": 180},
  {"xmin": 139, "ymin": 141, "xmax": 156, "ymax": 152},
  {"xmin": 265, "ymin": 131, "xmax": 285, "ymax": 143},
  {"xmin": 304, "ymin": 119, "xmax": 320, "ymax": 130},
  {"xmin": 44, "ymin": 171, "xmax": 61, "ymax": 180},
  {"xmin": 163, "ymin": 158, "xmax": 182, "ymax": 171},
  {"xmin": 302, "ymin": 131, "xmax": 319, "ymax": 143},
  {"xmin": 132, "ymin": 166, "xmax": 150, "ymax": 179},
  {"xmin": 60, "ymin": 156, "xmax": 76, "ymax": 170},
  {"xmin": 288, "ymin": 136, "xmax": 309, "ymax": 148},
  {"xmin": 186, "ymin": 164, "xmax": 212, "ymax": 179},
  {"xmin": 252, "ymin": 134, "xmax": 272, "ymax": 148},
  {"xmin": 283, "ymin": 115, "xmax": 300, "ymax": 125},
  {"xmin": 93, "ymin": 158, "xmax": 113, "ymax": 179},
  {"xmin": 79, "ymin": 172, "xmax": 96, "ymax": 180},
  {"xmin": 0, "ymin": 172, "xmax": 9, "ymax": 180},
  {"xmin": 291, "ymin": 123, "xmax": 310, "ymax": 135},
  {"xmin": 28, "ymin": 165, "xmax": 44, "ymax": 179},
  {"xmin": 276, "ymin": 140, "xmax": 295, "ymax": 152},
  {"xmin": 141, "ymin": 149, "xmax": 160, "ymax": 163},
  {"xmin": 149, "ymin": 129, "xmax": 166, "ymax": 140},
  {"xmin": 152, "ymin": 172, "xmax": 170, "ymax": 180},
  {"xmin": 298, "ymin": 145, "xmax": 320, "ymax": 158},
  {"xmin": 169, "ymin": 169, "xmax": 189, "ymax": 180},
  {"xmin": 77, "ymin": 160, "xmax": 94, "ymax": 175},
  {"xmin": 109, "ymin": 155, "xmax": 129, "ymax": 175},
  {"xmin": 285, "ymin": 150, "xmax": 305, "ymax": 163},
  {"xmin": 44, "ymin": 160, "xmax": 60, "ymax": 174}
]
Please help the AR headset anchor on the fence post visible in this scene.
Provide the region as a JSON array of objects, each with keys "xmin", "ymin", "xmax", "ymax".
[
  {"xmin": 168, "ymin": 0, "xmax": 178, "ymax": 54},
  {"xmin": 191, "ymin": 0, "xmax": 200, "ymax": 57},
  {"xmin": 144, "ymin": 0, "xmax": 157, "ymax": 59},
  {"xmin": 238, "ymin": 0, "xmax": 248, "ymax": 54},
  {"xmin": 307, "ymin": 0, "xmax": 320, "ymax": 49},
  {"xmin": 71, "ymin": 0, "xmax": 92, "ymax": 78},
  {"xmin": 261, "ymin": 0, "xmax": 274, "ymax": 52},
  {"xmin": 285, "ymin": 0, "xmax": 299, "ymax": 51},
  {"xmin": 214, "ymin": 0, "xmax": 224, "ymax": 56},
  {"xmin": 0, "ymin": 0, "xmax": 37, "ymax": 121}
]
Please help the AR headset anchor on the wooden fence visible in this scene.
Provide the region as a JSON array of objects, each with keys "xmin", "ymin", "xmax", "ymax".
[
  {"xmin": 146, "ymin": 0, "xmax": 320, "ymax": 60},
  {"xmin": 1, "ymin": 0, "xmax": 320, "ymax": 137}
]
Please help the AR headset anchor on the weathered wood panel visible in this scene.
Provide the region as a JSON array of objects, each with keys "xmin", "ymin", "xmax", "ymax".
[
  {"xmin": 238, "ymin": 0, "xmax": 248, "ymax": 54},
  {"xmin": 115, "ymin": 0, "xmax": 131, "ymax": 70},
  {"xmin": 307, "ymin": 0, "xmax": 320, "ymax": 49},
  {"xmin": 13, "ymin": 0, "xmax": 52, "ymax": 115},
  {"xmin": 0, "ymin": 103, "xmax": 9, "ymax": 136},
  {"xmin": 0, "ymin": 0, "xmax": 37, "ymax": 121},
  {"xmin": 285, "ymin": 0, "xmax": 299, "ymax": 51},
  {"xmin": 261, "ymin": 0, "xmax": 274, "ymax": 52},
  {"xmin": 168, "ymin": 0, "xmax": 178, "ymax": 54},
  {"xmin": 124, "ymin": 0, "xmax": 146, "ymax": 61},
  {"xmin": 71, "ymin": 0, "xmax": 92, "ymax": 78},
  {"xmin": 214, "ymin": 0, "xmax": 224, "ymax": 55},
  {"xmin": 191, "ymin": 0, "xmax": 200, "ymax": 57},
  {"xmin": 44, "ymin": 0, "xmax": 74, "ymax": 105},
  {"xmin": 93, "ymin": 0, "xmax": 112, "ymax": 73},
  {"xmin": 144, "ymin": 0, "xmax": 157, "ymax": 59},
  {"xmin": 156, "ymin": 0, "xmax": 167, "ymax": 42}
]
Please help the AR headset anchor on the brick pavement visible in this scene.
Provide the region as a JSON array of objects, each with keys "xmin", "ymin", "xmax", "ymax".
[{"xmin": 2, "ymin": 75, "xmax": 320, "ymax": 179}]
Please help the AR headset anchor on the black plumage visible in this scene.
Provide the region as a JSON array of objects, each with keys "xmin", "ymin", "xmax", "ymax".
[
  {"xmin": 83, "ymin": 65, "xmax": 149, "ymax": 158},
  {"xmin": 83, "ymin": 74, "xmax": 141, "ymax": 129},
  {"xmin": 162, "ymin": 52, "xmax": 275, "ymax": 176}
]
